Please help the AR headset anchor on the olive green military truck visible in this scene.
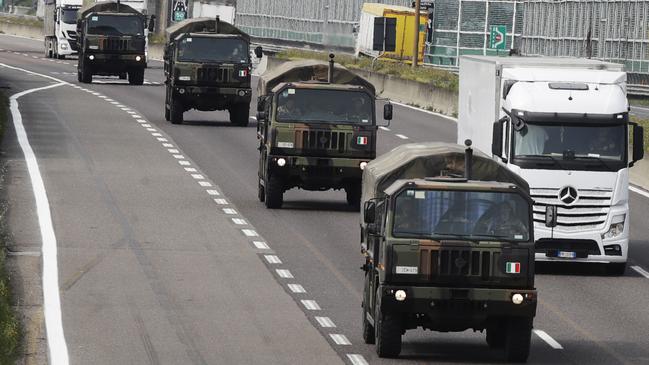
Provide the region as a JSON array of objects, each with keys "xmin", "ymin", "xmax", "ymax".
[
  {"xmin": 76, "ymin": 1, "xmax": 154, "ymax": 84},
  {"xmin": 256, "ymin": 57, "xmax": 393, "ymax": 209},
  {"xmin": 360, "ymin": 142, "xmax": 538, "ymax": 362},
  {"xmin": 163, "ymin": 17, "xmax": 261, "ymax": 125}
]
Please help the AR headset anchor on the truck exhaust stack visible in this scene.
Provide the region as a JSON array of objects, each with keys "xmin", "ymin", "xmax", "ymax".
[
  {"xmin": 328, "ymin": 54, "xmax": 335, "ymax": 83},
  {"xmin": 464, "ymin": 139, "xmax": 473, "ymax": 180}
]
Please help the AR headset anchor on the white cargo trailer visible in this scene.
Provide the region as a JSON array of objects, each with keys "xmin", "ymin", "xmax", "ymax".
[
  {"xmin": 458, "ymin": 55, "xmax": 645, "ymax": 275},
  {"xmin": 43, "ymin": 0, "xmax": 83, "ymax": 58}
]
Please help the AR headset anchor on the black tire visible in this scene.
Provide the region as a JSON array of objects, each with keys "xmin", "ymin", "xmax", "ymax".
[
  {"xmin": 264, "ymin": 174, "xmax": 283, "ymax": 209},
  {"xmin": 504, "ymin": 317, "xmax": 532, "ymax": 363},
  {"xmin": 375, "ymin": 288, "xmax": 402, "ymax": 358},
  {"xmin": 229, "ymin": 103, "xmax": 250, "ymax": 127},
  {"xmin": 345, "ymin": 183, "xmax": 362, "ymax": 209},
  {"xmin": 362, "ymin": 274, "xmax": 375, "ymax": 344},
  {"xmin": 486, "ymin": 320, "xmax": 506, "ymax": 348},
  {"xmin": 606, "ymin": 262, "xmax": 627, "ymax": 276},
  {"xmin": 80, "ymin": 64, "xmax": 92, "ymax": 83},
  {"xmin": 170, "ymin": 97, "xmax": 184, "ymax": 125},
  {"xmin": 58, "ymin": 54, "xmax": 65, "ymax": 60},
  {"xmin": 258, "ymin": 180, "xmax": 265, "ymax": 202},
  {"xmin": 77, "ymin": 71, "xmax": 82, "ymax": 83},
  {"xmin": 164, "ymin": 106, "xmax": 170, "ymax": 122},
  {"xmin": 128, "ymin": 68, "xmax": 145, "ymax": 85}
]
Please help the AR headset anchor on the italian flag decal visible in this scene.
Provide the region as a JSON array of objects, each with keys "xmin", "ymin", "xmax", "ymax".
[
  {"xmin": 357, "ymin": 136, "xmax": 368, "ymax": 145},
  {"xmin": 239, "ymin": 69, "xmax": 249, "ymax": 77},
  {"xmin": 506, "ymin": 262, "xmax": 521, "ymax": 274}
]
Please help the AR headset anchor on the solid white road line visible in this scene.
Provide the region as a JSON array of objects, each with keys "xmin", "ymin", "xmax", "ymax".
[
  {"xmin": 287, "ymin": 283, "xmax": 306, "ymax": 293},
  {"xmin": 630, "ymin": 185, "xmax": 649, "ymax": 199},
  {"xmin": 534, "ymin": 330, "xmax": 563, "ymax": 349},
  {"xmin": 6, "ymin": 78, "xmax": 70, "ymax": 363},
  {"xmin": 315, "ymin": 316, "xmax": 335, "ymax": 328},
  {"xmin": 395, "ymin": 134, "xmax": 409, "ymax": 140},
  {"xmin": 631, "ymin": 265, "xmax": 649, "ymax": 279},
  {"xmin": 252, "ymin": 241, "xmax": 270, "ymax": 250},
  {"xmin": 346, "ymin": 354, "xmax": 369, "ymax": 365},
  {"xmin": 329, "ymin": 334, "xmax": 351, "ymax": 345}
]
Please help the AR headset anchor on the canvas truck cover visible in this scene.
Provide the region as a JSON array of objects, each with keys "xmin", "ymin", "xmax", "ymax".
[
  {"xmin": 78, "ymin": 1, "xmax": 140, "ymax": 19},
  {"xmin": 258, "ymin": 60, "xmax": 376, "ymax": 96},
  {"xmin": 361, "ymin": 142, "xmax": 529, "ymax": 207},
  {"xmin": 165, "ymin": 17, "xmax": 250, "ymax": 43}
]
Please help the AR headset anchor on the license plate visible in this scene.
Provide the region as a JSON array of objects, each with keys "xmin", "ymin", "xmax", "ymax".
[{"xmin": 558, "ymin": 251, "xmax": 577, "ymax": 259}]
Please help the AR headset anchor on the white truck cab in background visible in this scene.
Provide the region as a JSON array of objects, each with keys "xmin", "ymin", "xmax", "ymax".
[
  {"xmin": 44, "ymin": 0, "xmax": 83, "ymax": 58},
  {"xmin": 458, "ymin": 56, "xmax": 645, "ymax": 275}
]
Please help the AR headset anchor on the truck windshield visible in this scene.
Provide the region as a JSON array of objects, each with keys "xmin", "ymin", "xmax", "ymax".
[
  {"xmin": 513, "ymin": 123, "xmax": 627, "ymax": 168},
  {"xmin": 392, "ymin": 189, "xmax": 531, "ymax": 242},
  {"xmin": 276, "ymin": 89, "xmax": 374, "ymax": 124},
  {"xmin": 61, "ymin": 8, "xmax": 78, "ymax": 24},
  {"xmin": 86, "ymin": 15, "xmax": 143, "ymax": 36},
  {"xmin": 177, "ymin": 37, "xmax": 248, "ymax": 63}
]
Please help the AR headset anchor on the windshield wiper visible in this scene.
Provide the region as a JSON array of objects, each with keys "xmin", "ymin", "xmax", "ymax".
[
  {"xmin": 517, "ymin": 154, "xmax": 563, "ymax": 167},
  {"xmin": 573, "ymin": 155, "xmax": 614, "ymax": 170}
]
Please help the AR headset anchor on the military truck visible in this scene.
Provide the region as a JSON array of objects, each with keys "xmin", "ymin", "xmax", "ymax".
[
  {"xmin": 163, "ymin": 17, "xmax": 260, "ymax": 125},
  {"xmin": 76, "ymin": 1, "xmax": 154, "ymax": 84},
  {"xmin": 360, "ymin": 142, "xmax": 538, "ymax": 362},
  {"xmin": 256, "ymin": 56, "xmax": 392, "ymax": 209}
]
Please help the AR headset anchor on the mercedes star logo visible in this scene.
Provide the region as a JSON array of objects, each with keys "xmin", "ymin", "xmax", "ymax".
[{"xmin": 558, "ymin": 186, "xmax": 578, "ymax": 205}]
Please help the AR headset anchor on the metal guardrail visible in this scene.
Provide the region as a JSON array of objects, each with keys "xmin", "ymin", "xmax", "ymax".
[{"xmin": 629, "ymin": 85, "xmax": 649, "ymax": 97}]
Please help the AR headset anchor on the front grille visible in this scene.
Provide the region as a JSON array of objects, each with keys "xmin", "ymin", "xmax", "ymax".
[
  {"xmin": 196, "ymin": 67, "xmax": 230, "ymax": 83},
  {"xmin": 535, "ymin": 239, "xmax": 601, "ymax": 255},
  {"xmin": 531, "ymin": 188, "xmax": 612, "ymax": 230},
  {"xmin": 100, "ymin": 38, "xmax": 130, "ymax": 51},
  {"xmin": 296, "ymin": 130, "xmax": 351, "ymax": 152},
  {"xmin": 419, "ymin": 248, "xmax": 497, "ymax": 281}
]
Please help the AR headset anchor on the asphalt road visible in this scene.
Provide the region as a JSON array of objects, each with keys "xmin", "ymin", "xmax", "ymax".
[{"xmin": 2, "ymin": 34, "xmax": 649, "ymax": 364}]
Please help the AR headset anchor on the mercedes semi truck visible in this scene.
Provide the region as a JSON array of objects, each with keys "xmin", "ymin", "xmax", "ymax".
[{"xmin": 457, "ymin": 56, "xmax": 644, "ymax": 275}]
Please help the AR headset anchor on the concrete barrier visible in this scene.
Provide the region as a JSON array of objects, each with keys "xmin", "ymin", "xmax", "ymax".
[
  {"xmin": 0, "ymin": 21, "xmax": 42, "ymax": 40},
  {"xmin": 264, "ymin": 56, "xmax": 458, "ymax": 117}
]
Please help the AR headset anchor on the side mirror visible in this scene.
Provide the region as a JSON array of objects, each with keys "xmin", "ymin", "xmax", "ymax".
[
  {"xmin": 632, "ymin": 125, "xmax": 645, "ymax": 164},
  {"xmin": 148, "ymin": 16, "xmax": 156, "ymax": 32},
  {"xmin": 383, "ymin": 103, "xmax": 393, "ymax": 121},
  {"xmin": 364, "ymin": 201, "xmax": 376, "ymax": 224},
  {"xmin": 545, "ymin": 205, "xmax": 558, "ymax": 228},
  {"xmin": 254, "ymin": 46, "xmax": 263, "ymax": 59},
  {"xmin": 492, "ymin": 116, "xmax": 508, "ymax": 162}
]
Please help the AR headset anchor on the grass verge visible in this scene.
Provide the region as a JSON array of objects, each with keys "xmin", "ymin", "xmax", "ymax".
[
  {"xmin": 0, "ymin": 14, "xmax": 42, "ymax": 29},
  {"xmin": 0, "ymin": 92, "xmax": 20, "ymax": 364},
  {"xmin": 276, "ymin": 49, "xmax": 459, "ymax": 93}
]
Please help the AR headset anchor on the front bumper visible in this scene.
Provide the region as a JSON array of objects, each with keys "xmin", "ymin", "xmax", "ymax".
[
  {"xmin": 534, "ymin": 225, "xmax": 628, "ymax": 264},
  {"xmin": 173, "ymin": 85, "xmax": 252, "ymax": 104},
  {"xmin": 84, "ymin": 53, "xmax": 146, "ymax": 69},
  {"xmin": 380, "ymin": 285, "xmax": 537, "ymax": 319},
  {"xmin": 268, "ymin": 154, "xmax": 367, "ymax": 180}
]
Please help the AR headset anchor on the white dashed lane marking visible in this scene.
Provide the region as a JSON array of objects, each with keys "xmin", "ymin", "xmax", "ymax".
[
  {"xmin": 264, "ymin": 255, "xmax": 282, "ymax": 264},
  {"xmin": 214, "ymin": 198, "xmax": 228, "ymax": 205},
  {"xmin": 191, "ymin": 174, "xmax": 204, "ymax": 180},
  {"xmin": 315, "ymin": 316, "xmax": 335, "ymax": 328},
  {"xmin": 301, "ymin": 300, "xmax": 321, "ymax": 310},
  {"xmin": 242, "ymin": 229, "xmax": 258, "ymax": 237},
  {"xmin": 329, "ymin": 334, "xmax": 351, "ymax": 346},
  {"xmin": 178, "ymin": 160, "xmax": 190, "ymax": 166},
  {"xmin": 232, "ymin": 218, "xmax": 247, "ymax": 225},
  {"xmin": 379, "ymin": 126, "xmax": 390, "ymax": 131},
  {"xmin": 206, "ymin": 189, "xmax": 220, "ymax": 196},
  {"xmin": 395, "ymin": 134, "xmax": 409, "ymax": 140},
  {"xmin": 534, "ymin": 330, "xmax": 563, "ymax": 349},
  {"xmin": 253, "ymin": 241, "xmax": 269, "ymax": 250},
  {"xmin": 198, "ymin": 181, "xmax": 212, "ymax": 187},
  {"xmin": 276, "ymin": 269, "xmax": 294, "ymax": 279},
  {"xmin": 631, "ymin": 265, "xmax": 649, "ymax": 279},
  {"xmin": 287, "ymin": 284, "xmax": 306, "ymax": 293},
  {"xmin": 223, "ymin": 208, "xmax": 237, "ymax": 215},
  {"xmin": 347, "ymin": 354, "xmax": 369, "ymax": 365}
]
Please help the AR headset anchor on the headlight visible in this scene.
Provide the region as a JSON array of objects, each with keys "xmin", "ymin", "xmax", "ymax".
[
  {"xmin": 602, "ymin": 214, "xmax": 625, "ymax": 239},
  {"xmin": 88, "ymin": 55, "xmax": 95, "ymax": 60},
  {"xmin": 394, "ymin": 290, "xmax": 406, "ymax": 302},
  {"xmin": 135, "ymin": 55, "xmax": 142, "ymax": 61},
  {"xmin": 61, "ymin": 43, "xmax": 68, "ymax": 50},
  {"xmin": 277, "ymin": 158, "xmax": 286, "ymax": 167},
  {"xmin": 512, "ymin": 293, "xmax": 524, "ymax": 305},
  {"xmin": 359, "ymin": 161, "xmax": 368, "ymax": 170},
  {"xmin": 178, "ymin": 76, "xmax": 190, "ymax": 81}
]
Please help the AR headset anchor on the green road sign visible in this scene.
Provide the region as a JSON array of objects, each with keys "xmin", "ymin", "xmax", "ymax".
[
  {"xmin": 489, "ymin": 25, "xmax": 507, "ymax": 50},
  {"xmin": 174, "ymin": 10, "xmax": 187, "ymax": 22}
]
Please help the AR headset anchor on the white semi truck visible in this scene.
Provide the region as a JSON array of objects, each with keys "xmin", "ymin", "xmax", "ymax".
[
  {"xmin": 458, "ymin": 56, "xmax": 645, "ymax": 275},
  {"xmin": 44, "ymin": 0, "xmax": 83, "ymax": 58}
]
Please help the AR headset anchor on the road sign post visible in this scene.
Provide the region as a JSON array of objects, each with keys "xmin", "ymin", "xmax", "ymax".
[{"xmin": 489, "ymin": 25, "xmax": 507, "ymax": 51}]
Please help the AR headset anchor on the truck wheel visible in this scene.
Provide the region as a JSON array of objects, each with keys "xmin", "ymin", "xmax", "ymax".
[
  {"xmin": 345, "ymin": 183, "xmax": 362, "ymax": 209},
  {"xmin": 375, "ymin": 288, "xmax": 402, "ymax": 358},
  {"xmin": 164, "ymin": 105, "xmax": 170, "ymax": 122},
  {"xmin": 264, "ymin": 174, "xmax": 283, "ymax": 209},
  {"xmin": 170, "ymin": 97, "xmax": 184, "ymax": 125},
  {"xmin": 81, "ymin": 65, "xmax": 92, "ymax": 84},
  {"xmin": 504, "ymin": 317, "xmax": 532, "ymax": 363},
  {"xmin": 486, "ymin": 320, "xmax": 506, "ymax": 348},
  {"xmin": 128, "ymin": 69, "xmax": 145, "ymax": 85},
  {"xmin": 258, "ymin": 181, "xmax": 265, "ymax": 202},
  {"xmin": 229, "ymin": 103, "xmax": 250, "ymax": 127},
  {"xmin": 362, "ymin": 274, "xmax": 375, "ymax": 344},
  {"xmin": 57, "ymin": 54, "xmax": 65, "ymax": 60},
  {"xmin": 606, "ymin": 262, "xmax": 626, "ymax": 276}
]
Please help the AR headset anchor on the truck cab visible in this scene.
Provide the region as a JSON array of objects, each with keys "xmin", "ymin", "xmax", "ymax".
[
  {"xmin": 458, "ymin": 56, "xmax": 645, "ymax": 275},
  {"xmin": 44, "ymin": 0, "xmax": 83, "ymax": 59},
  {"xmin": 256, "ymin": 57, "xmax": 393, "ymax": 209},
  {"xmin": 361, "ymin": 142, "xmax": 537, "ymax": 361},
  {"xmin": 76, "ymin": 1, "xmax": 153, "ymax": 84},
  {"xmin": 163, "ymin": 17, "xmax": 257, "ymax": 125}
]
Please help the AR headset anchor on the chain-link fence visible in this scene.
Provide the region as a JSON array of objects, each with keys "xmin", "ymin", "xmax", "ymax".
[
  {"xmin": 520, "ymin": 0, "xmax": 649, "ymax": 75},
  {"xmin": 425, "ymin": 0, "xmax": 523, "ymax": 67},
  {"xmin": 235, "ymin": 0, "xmax": 409, "ymax": 49}
]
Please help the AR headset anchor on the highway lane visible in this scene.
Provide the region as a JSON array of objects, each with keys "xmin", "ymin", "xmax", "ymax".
[{"xmin": 3, "ymin": 34, "xmax": 649, "ymax": 364}]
